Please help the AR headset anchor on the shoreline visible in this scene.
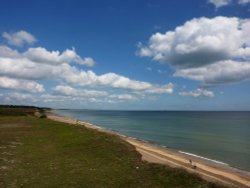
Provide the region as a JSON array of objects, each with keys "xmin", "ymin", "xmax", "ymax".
[{"xmin": 46, "ymin": 111, "xmax": 250, "ymax": 188}]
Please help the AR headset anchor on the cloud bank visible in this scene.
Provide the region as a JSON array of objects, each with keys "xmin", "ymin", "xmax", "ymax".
[
  {"xmin": 0, "ymin": 30, "xmax": 174, "ymax": 106},
  {"xmin": 0, "ymin": 45, "xmax": 173, "ymax": 93}
]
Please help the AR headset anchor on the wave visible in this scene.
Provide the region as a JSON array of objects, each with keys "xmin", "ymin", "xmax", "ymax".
[{"xmin": 179, "ymin": 151, "xmax": 229, "ymax": 165}]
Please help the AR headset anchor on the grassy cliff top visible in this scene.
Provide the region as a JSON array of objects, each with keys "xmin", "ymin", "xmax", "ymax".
[{"xmin": 0, "ymin": 108, "xmax": 224, "ymax": 187}]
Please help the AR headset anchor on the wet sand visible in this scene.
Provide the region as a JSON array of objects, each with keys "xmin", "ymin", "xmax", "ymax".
[{"xmin": 46, "ymin": 112, "xmax": 250, "ymax": 188}]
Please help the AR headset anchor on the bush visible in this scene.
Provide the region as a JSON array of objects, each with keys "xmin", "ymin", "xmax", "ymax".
[{"xmin": 39, "ymin": 114, "xmax": 47, "ymax": 118}]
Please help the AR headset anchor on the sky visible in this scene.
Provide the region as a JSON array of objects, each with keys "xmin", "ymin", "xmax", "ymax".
[{"xmin": 0, "ymin": 0, "xmax": 250, "ymax": 110}]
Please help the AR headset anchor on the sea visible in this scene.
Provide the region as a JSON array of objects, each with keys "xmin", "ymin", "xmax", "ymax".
[{"xmin": 54, "ymin": 110, "xmax": 250, "ymax": 172}]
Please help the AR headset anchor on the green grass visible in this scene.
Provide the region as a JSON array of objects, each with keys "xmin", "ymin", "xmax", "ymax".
[
  {"xmin": 0, "ymin": 111, "xmax": 225, "ymax": 187},
  {"xmin": 0, "ymin": 107, "xmax": 37, "ymax": 116}
]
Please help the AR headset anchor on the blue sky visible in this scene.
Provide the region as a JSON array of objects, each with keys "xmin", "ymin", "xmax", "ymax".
[{"xmin": 0, "ymin": 0, "xmax": 250, "ymax": 110}]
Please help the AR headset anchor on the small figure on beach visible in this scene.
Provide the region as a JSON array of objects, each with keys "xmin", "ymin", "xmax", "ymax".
[
  {"xmin": 189, "ymin": 159, "xmax": 197, "ymax": 169},
  {"xmin": 192, "ymin": 164, "xmax": 197, "ymax": 169},
  {"xmin": 75, "ymin": 120, "xmax": 80, "ymax": 125}
]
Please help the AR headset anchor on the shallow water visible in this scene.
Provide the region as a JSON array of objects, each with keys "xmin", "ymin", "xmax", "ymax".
[{"xmin": 54, "ymin": 110, "xmax": 250, "ymax": 171}]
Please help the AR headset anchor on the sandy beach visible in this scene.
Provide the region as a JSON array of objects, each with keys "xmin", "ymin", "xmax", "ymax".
[{"xmin": 46, "ymin": 112, "xmax": 250, "ymax": 188}]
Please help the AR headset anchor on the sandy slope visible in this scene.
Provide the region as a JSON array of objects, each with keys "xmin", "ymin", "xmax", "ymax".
[{"xmin": 46, "ymin": 113, "xmax": 250, "ymax": 188}]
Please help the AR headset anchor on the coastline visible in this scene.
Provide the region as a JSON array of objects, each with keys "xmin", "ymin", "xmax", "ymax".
[{"xmin": 46, "ymin": 111, "xmax": 250, "ymax": 188}]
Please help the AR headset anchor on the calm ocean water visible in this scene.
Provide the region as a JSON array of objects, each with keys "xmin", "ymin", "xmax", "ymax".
[{"xmin": 54, "ymin": 110, "xmax": 250, "ymax": 171}]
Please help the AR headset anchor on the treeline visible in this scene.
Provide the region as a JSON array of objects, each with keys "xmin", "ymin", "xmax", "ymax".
[
  {"xmin": 0, "ymin": 105, "xmax": 51, "ymax": 116},
  {"xmin": 0, "ymin": 105, "xmax": 51, "ymax": 110}
]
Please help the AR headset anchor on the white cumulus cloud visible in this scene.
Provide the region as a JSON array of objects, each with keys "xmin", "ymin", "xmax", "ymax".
[
  {"xmin": 139, "ymin": 16, "xmax": 249, "ymax": 68},
  {"xmin": 238, "ymin": 0, "xmax": 250, "ymax": 4},
  {"xmin": 0, "ymin": 51, "xmax": 173, "ymax": 93},
  {"xmin": 145, "ymin": 83, "xmax": 174, "ymax": 94},
  {"xmin": 0, "ymin": 30, "xmax": 176, "ymax": 106},
  {"xmin": 179, "ymin": 88, "xmax": 214, "ymax": 98},
  {"xmin": 208, "ymin": 0, "xmax": 250, "ymax": 7},
  {"xmin": 0, "ymin": 30, "xmax": 174, "ymax": 102},
  {"xmin": 2, "ymin": 30, "xmax": 36, "ymax": 47},
  {"xmin": 138, "ymin": 16, "xmax": 250, "ymax": 86},
  {"xmin": 0, "ymin": 45, "xmax": 21, "ymax": 58},
  {"xmin": 24, "ymin": 47, "xmax": 95, "ymax": 66},
  {"xmin": 0, "ymin": 45, "xmax": 95, "ymax": 80},
  {"xmin": 80, "ymin": 57, "xmax": 95, "ymax": 66},
  {"xmin": 0, "ymin": 76, "xmax": 44, "ymax": 93},
  {"xmin": 53, "ymin": 85, "xmax": 108, "ymax": 97},
  {"xmin": 0, "ymin": 92, "xmax": 38, "ymax": 104},
  {"xmin": 174, "ymin": 60, "xmax": 250, "ymax": 86},
  {"xmin": 208, "ymin": 0, "xmax": 231, "ymax": 8},
  {"xmin": 109, "ymin": 94, "xmax": 138, "ymax": 101}
]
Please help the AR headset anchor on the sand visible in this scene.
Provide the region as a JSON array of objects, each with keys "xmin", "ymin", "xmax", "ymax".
[{"xmin": 46, "ymin": 112, "xmax": 250, "ymax": 188}]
